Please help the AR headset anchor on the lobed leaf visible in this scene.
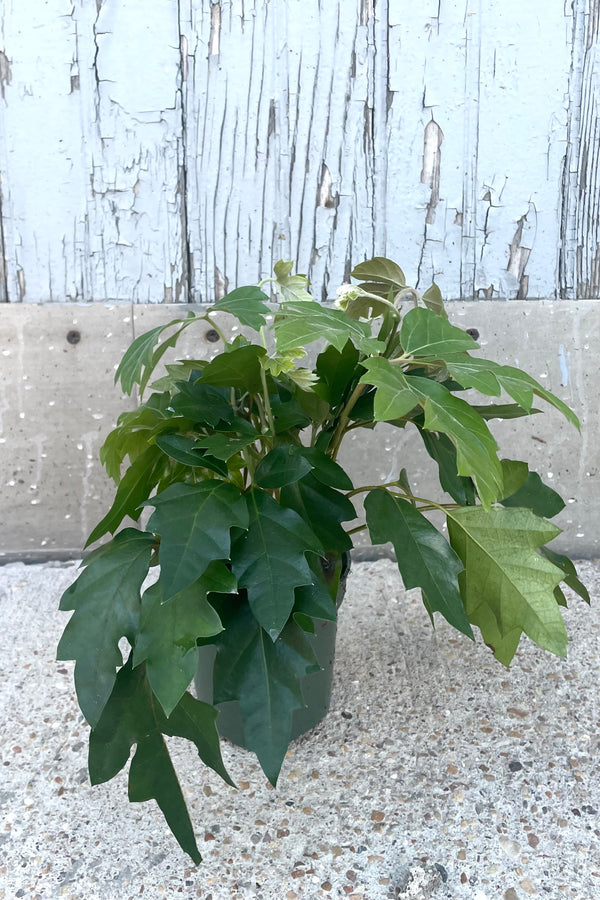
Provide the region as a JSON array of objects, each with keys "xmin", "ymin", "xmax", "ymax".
[
  {"xmin": 146, "ymin": 481, "xmax": 248, "ymax": 601},
  {"xmin": 231, "ymin": 489, "xmax": 323, "ymax": 640},
  {"xmin": 57, "ymin": 528, "xmax": 155, "ymax": 727},
  {"xmin": 365, "ymin": 490, "xmax": 473, "ymax": 638},
  {"xmin": 400, "ymin": 307, "xmax": 479, "ymax": 359},
  {"xmin": 115, "ymin": 314, "xmax": 197, "ymax": 396},
  {"xmin": 447, "ymin": 506, "xmax": 567, "ymax": 665},
  {"xmin": 210, "ymin": 286, "xmax": 271, "ymax": 330},
  {"xmin": 350, "ymin": 257, "xmax": 405, "ymax": 287},
  {"xmin": 275, "ymin": 301, "xmax": 385, "ymax": 355}
]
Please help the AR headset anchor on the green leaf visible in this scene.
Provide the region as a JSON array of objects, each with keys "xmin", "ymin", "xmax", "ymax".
[
  {"xmin": 115, "ymin": 314, "xmax": 196, "ymax": 396},
  {"xmin": 421, "ymin": 282, "xmax": 446, "ymax": 317},
  {"xmin": 273, "ymin": 260, "xmax": 314, "ymax": 303},
  {"xmin": 400, "ymin": 307, "xmax": 479, "ymax": 359},
  {"xmin": 315, "ymin": 340, "xmax": 361, "ymax": 408},
  {"xmin": 365, "ymin": 490, "xmax": 473, "ymax": 638},
  {"xmin": 86, "ymin": 445, "xmax": 166, "ymax": 546},
  {"xmin": 170, "ymin": 382, "xmax": 234, "ymax": 427},
  {"xmin": 442, "ymin": 354, "xmax": 503, "ymax": 396},
  {"xmin": 100, "ymin": 393, "xmax": 172, "ymax": 482},
  {"xmin": 193, "ymin": 430, "xmax": 259, "ymax": 462},
  {"xmin": 299, "ymin": 447, "xmax": 354, "ymax": 490},
  {"xmin": 495, "ymin": 366, "xmax": 580, "ymax": 429},
  {"xmin": 280, "ymin": 473, "xmax": 356, "ymax": 553},
  {"xmin": 146, "ymin": 481, "xmax": 248, "ymax": 601},
  {"xmin": 255, "ymin": 445, "xmax": 313, "ymax": 489},
  {"xmin": 212, "ymin": 600, "xmax": 318, "ymax": 784},
  {"xmin": 154, "ymin": 433, "xmax": 228, "ymax": 477},
  {"xmin": 210, "ymin": 286, "xmax": 271, "ymax": 330},
  {"xmin": 198, "ymin": 344, "xmax": 267, "ymax": 393},
  {"xmin": 133, "ymin": 562, "xmax": 234, "ymax": 716},
  {"xmin": 447, "ymin": 506, "xmax": 567, "ymax": 664},
  {"xmin": 409, "ymin": 376, "xmax": 503, "ymax": 508},
  {"xmin": 499, "ymin": 459, "xmax": 529, "ymax": 499},
  {"xmin": 89, "ymin": 658, "xmax": 233, "ymax": 864},
  {"xmin": 538, "ymin": 547, "xmax": 590, "ymax": 604},
  {"xmin": 57, "ymin": 528, "xmax": 155, "ymax": 727},
  {"xmin": 351, "ymin": 257, "xmax": 405, "ymax": 288},
  {"xmin": 419, "ymin": 430, "xmax": 476, "ymax": 506},
  {"xmin": 275, "ymin": 301, "xmax": 385, "ymax": 355},
  {"xmin": 500, "ymin": 462, "xmax": 566, "ymax": 518},
  {"xmin": 231, "ymin": 489, "xmax": 323, "ymax": 640},
  {"xmin": 359, "ymin": 358, "xmax": 420, "ymax": 421},
  {"xmin": 472, "ymin": 403, "xmax": 540, "ymax": 421}
]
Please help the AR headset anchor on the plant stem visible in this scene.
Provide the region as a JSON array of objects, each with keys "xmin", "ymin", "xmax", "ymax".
[
  {"xmin": 259, "ymin": 365, "xmax": 275, "ymax": 436},
  {"xmin": 203, "ymin": 314, "xmax": 228, "ymax": 344},
  {"xmin": 328, "ymin": 382, "xmax": 367, "ymax": 460}
]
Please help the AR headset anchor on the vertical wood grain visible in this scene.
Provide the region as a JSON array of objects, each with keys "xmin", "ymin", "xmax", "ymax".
[{"xmin": 559, "ymin": 0, "xmax": 600, "ymax": 298}]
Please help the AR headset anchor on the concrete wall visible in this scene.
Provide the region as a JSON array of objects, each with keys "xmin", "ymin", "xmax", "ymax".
[{"xmin": 0, "ymin": 301, "xmax": 596, "ymax": 561}]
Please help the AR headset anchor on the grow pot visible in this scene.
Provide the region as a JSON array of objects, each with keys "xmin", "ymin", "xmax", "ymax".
[{"xmin": 194, "ymin": 552, "xmax": 351, "ymax": 746}]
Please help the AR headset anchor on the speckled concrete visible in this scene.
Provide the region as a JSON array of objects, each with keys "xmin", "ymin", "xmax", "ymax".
[{"xmin": 1, "ymin": 558, "xmax": 599, "ymax": 900}]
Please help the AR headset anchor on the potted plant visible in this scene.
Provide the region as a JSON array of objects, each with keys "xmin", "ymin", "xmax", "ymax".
[{"xmin": 57, "ymin": 257, "xmax": 588, "ymax": 864}]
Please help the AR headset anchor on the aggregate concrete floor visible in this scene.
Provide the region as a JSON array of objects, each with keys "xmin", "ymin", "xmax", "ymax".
[{"xmin": 1, "ymin": 557, "xmax": 599, "ymax": 900}]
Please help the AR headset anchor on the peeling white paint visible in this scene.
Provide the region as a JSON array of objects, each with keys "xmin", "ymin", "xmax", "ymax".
[{"xmin": 0, "ymin": 0, "xmax": 596, "ymax": 302}]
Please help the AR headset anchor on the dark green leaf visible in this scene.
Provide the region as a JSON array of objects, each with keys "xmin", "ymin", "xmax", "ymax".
[
  {"xmin": 133, "ymin": 562, "xmax": 234, "ymax": 716},
  {"xmin": 193, "ymin": 430, "xmax": 259, "ymax": 462},
  {"xmin": 539, "ymin": 547, "xmax": 590, "ymax": 604},
  {"xmin": 499, "ymin": 459, "xmax": 529, "ymax": 499},
  {"xmin": 86, "ymin": 445, "xmax": 166, "ymax": 546},
  {"xmin": 447, "ymin": 506, "xmax": 566, "ymax": 665},
  {"xmin": 211, "ymin": 286, "xmax": 271, "ymax": 330},
  {"xmin": 299, "ymin": 447, "xmax": 354, "ymax": 490},
  {"xmin": 146, "ymin": 481, "xmax": 248, "ymax": 601},
  {"xmin": 315, "ymin": 341, "xmax": 361, "ymax": 408},
  {"xmin": 501, "ymin": 464, "xmax": 566, "ymax": 518},
  {"xmin": 400, "ymin": 307, "xmax": 479, "ymax": 359},
  {"xmin": 231, "ymin": 490, "xmax": 323, "ymax": 640},
  {"xmin": 280, "ymin": 473, "xmax": 356, "ymax": 554},
  {"xmin": 198, "ymin": 344, "xmax": 267, "ymax": 393},
  {"xmin": 170, "ymin": 382, "xmax": 234, "ymax": 427},
  {"xmin": 100, "ymin": 393, "xmax": 172, "ymax": 482},
  {"xmin": 351, "ymin": 257, "xmax": 405, "ymax": 287},
  {"xmin": 365, "ymin": 490, "xmax": 473, "ymax": 638},
  {"xmin": 57, "ymin": 529, "xmax": 155, "ymax": 727},
  {"xmin": 154, "ymin": 433, "xmax": 228, "ymax": 477},
  {"xmin": 409, "ymin": 376, "xmax": 503, "ymax": 508},
  {"xmin": 89, "ymin": 658, "xmax": 233, "ymax": 864},
  {"xmin": 255, "ymin": 445, "xmax": 313, "ymax": 489},
  {"xmin": 212, "ymin": 601, "xmax": 317, "ymax": 784},
  {"xmin": 419, "ymin": 430, "xmax": 476, "ymax": 506},
  {"xmin": 473, "ymin": 403, "xmax": 540, "ymax": 421}
]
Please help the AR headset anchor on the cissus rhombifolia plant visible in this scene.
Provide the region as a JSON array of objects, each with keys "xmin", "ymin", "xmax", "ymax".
[{"xmin": 57, "ymin": 257, "xmax": 588, "ymax": 863}]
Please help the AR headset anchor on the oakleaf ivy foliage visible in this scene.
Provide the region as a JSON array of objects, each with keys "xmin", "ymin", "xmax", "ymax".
[{"xmin": 58, "ymin": 257, "xmax": 588, "ymax": 863}]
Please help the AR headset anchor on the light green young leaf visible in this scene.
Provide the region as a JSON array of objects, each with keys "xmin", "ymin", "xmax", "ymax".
[
  {"xmin": 365, "ymin": 490, "xmax": 473, "ymax": 638},
  {"xmin": 421, "ymin": 282, "xmax": 446, "ymax": 317},
  {"xmin": 86, "ymin": 445, "xmax": 166, "ymax": 546},
  {"xmin": 275, "ymin": 301, "xmax": 385, "ymax": 355},
  {"xmin": 447, "ymin": 506, "xmax": 567, "ymax": 665},
  {"xmin": 231, "ymin": 489, "xmax": 323, "ymax": 640},
  {"xmin": 350, "ymin": 257, "xmax": 405, "ymax": 287},
  {"xmin": 210, "ymin": 286, "xmax": 271, "ymax": 330},
  {"xmin": 272, "ymin": 260, "xmax": 313, "ymax": 303},
  {"xmin": 146, "ymin": 481, "xmax": 248, "ymax": 601},
  {"xmin": 359, "ymin": 357, "xmax": 420, "ymax": 421},
  {"xmin": 400, "ymin": 307, "xmax": 479, "ymax": 359},
  {"xmin": 115, "ymin": 314, "xmax": 197, "ymax": 396},
  {"xmin": 57, "ymin": 528, "xmax": 155, "ymax": 727}
]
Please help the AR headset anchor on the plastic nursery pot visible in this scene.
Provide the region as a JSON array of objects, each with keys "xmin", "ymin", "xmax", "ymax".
[{"xmin": 194, "ymin": 552, "xmax": 351, "ymax": 746}]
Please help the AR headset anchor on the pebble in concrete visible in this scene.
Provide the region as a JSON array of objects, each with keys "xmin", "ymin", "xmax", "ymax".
[{"xmin": 1, "ymin": 558, "xmax": 599, "ymax": 899}]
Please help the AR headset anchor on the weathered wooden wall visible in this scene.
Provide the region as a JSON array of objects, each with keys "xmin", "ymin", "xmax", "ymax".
[{"xmin": 1, "ymin": 0, "xmax": 599, "ymax": 303}]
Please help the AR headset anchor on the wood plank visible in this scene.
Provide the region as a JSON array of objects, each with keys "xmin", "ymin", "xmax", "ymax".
[
  {"xmin": 181, "ymin": 0, "xmax": 375, "ymax": 302},
  {"xmin": 0, "ymin": 0, "xmax": 185, "ymax": 302}
]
